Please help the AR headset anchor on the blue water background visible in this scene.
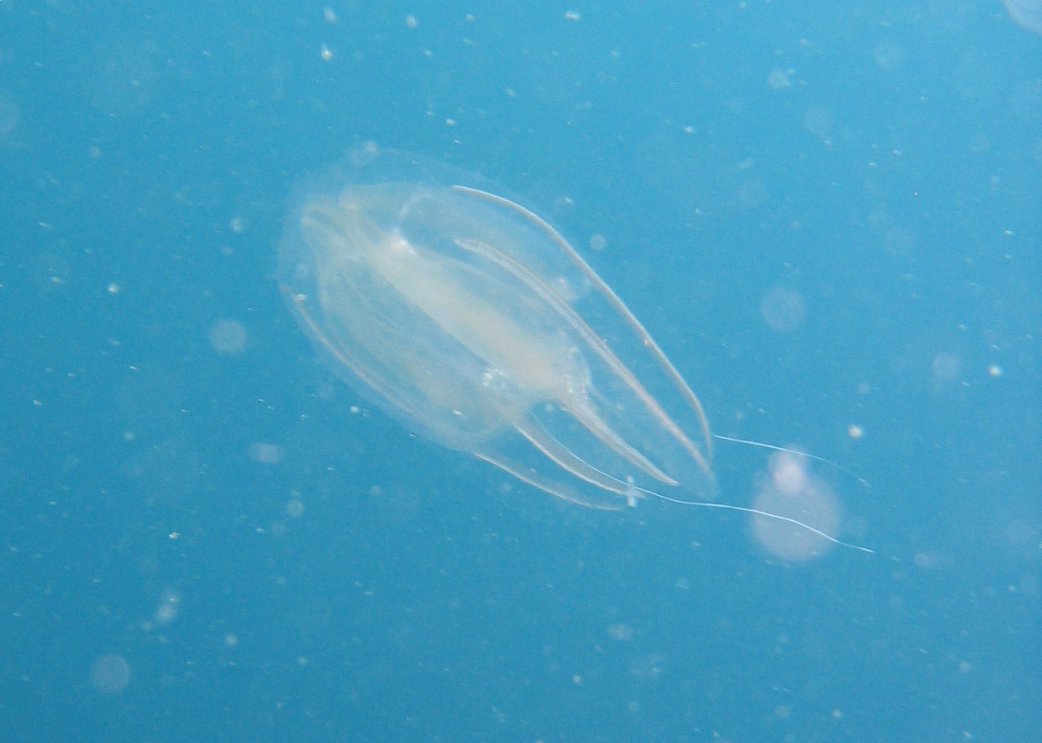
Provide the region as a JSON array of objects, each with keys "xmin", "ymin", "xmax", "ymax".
[{"xmin": 1, "ymin": 1, "xmax": 1040, "ymax": 741}]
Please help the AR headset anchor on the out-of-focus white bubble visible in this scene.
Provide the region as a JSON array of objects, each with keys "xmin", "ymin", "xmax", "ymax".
[
  {"xmin": 209, "ymin": 319, "xmax": 248, "ymax": 355},
  {"xmin": 751, "ymin": 452, "xmax": 842, "ymax": 562},
  {"xmin": 89, "ymin": 654, "xmax": 131, "ymax": 695}
]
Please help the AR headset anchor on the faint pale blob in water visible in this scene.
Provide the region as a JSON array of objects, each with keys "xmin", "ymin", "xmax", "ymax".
[
  {"xmin": 89, "ymin": 655, "xmax": 131, "ymax": 695},
  {"xmin": 873, "ymin": 40, "xmax": 906, "ymax": 71},
  {"xmin": 751, "ymin": 452, "xmax": 841, "ymax": 562},
  {"xmin": 248, "ymin": 442, "xmax": 284, "ymax": 465},
  {"xmin": 606, "ymin": 623, "xmax": 634, "ymax": 641},
  {"xmin": 209, "ymin": 319, "xmax": 248, "ymax": 355},
  {"xmin": 766, "ymin": 68, "xmax": 793, "ymax": 90},
  {"xmin": 760, "ymin": 287, "xmax": 806, "ymax": 333},
  {"xmin": 1004, "ymin": 0, "xmax": 1042, "ymax": 35},
  {"xmin": 931, "ymin": 352, "xmax": 963, "ymax": 384},
  {"xmin": 1004, "ymin": 518, "xmax": 1039, "ymax": 555},
  {"xmin": 629, "ymin": 653, "xmax": 664, "ymax": 680},
  {"xmin": 0, "ymin": 94, "xmax": 19, "ymax": 139},
  {"xmin": 31, "ymin": 252, "xmax": 71, "ymax": 296},
  {"xmin": 737, "ymin": 179, "xmax": 768, "ymax": 209},
  {"xmin": 883, "ymin": 226, "xmax": 916, "ymax": 257},
  {"xmin": 1018, "ymin": 573, "xmax": 1039, "ymax": 597},
  {"xmin": 150, "ymin": 588, "xmax": 182, "ymax": 627},
  {"xmin": 804, "ymin": 105, "xmax": 834, "ymax": 140},
  {"xmin": 1008, "ymin": 79, "xmax": 1042, "ymax": 123},
  {"xmin": 913, "ymin": 550, "xmax": 947, "ymax": 569}
]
